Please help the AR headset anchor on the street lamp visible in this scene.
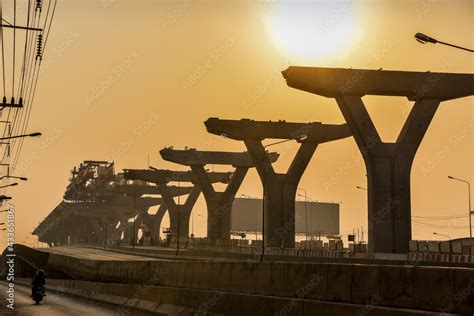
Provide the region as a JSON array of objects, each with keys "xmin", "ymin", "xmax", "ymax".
[
  {"xmin": 0, "ymin": 195, "xmax": 12, "ymax": 201},
  {"xmin": 356, "ymin": 186, "xmax": 367, "ymax": 191},
  {"xmin": 0, "ymin": 183, "xmax": 18, "ymax": 189},
  {"xmin": 0, "ymin": 132, "xmax": 41, "ymax": 141},
  {"xmin": 433, "ymin": 232, "xmax": 450, "ymax": 240},
  {"xmin": 0, "ymin": 175, "xmax": 27, "ymax": 181},
  {"xmin": 448, "ymin": 176, "xmax": 472, "ymax": 245},
  {"xmin": 414, "ymin": 33, "xmax": 473, "ymax": 52}
]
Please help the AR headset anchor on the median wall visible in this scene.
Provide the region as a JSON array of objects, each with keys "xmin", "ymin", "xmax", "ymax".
[
  {"xmin": 35, "ymin": 278, "xmax": 443, "ymax": 316},
  {"xmin": 45, "ymin": 252, "xmax": 474, "ymax": 314}
]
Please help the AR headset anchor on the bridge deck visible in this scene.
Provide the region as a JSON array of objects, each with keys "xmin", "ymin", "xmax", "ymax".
[{"xmin": 38, "ymin": 246, "xmax": 164, "ymax": 261}]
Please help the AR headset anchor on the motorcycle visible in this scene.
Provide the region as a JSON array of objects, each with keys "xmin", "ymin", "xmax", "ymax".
[{"xmin": 31, "ymin": 285, "xmax": 45, "ymax": 305}]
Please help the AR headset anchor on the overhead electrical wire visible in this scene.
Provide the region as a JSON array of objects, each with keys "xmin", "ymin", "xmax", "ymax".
[
  {"xmin": 0, "ymin": 0, "xmax": 58, "ymax": 198},
  {"xmin": 11, "ymin": 0, "xmax": 57, "ymax": 173},
  {"xmin": 4, "ymin": 1, "xmax": 42, "ymax": 164},
  {"xmin": 0, "ymin": 0, "xmax": 37, "ymax": 164}
]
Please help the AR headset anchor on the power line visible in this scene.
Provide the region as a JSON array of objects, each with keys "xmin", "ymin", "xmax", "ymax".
[
  {"xmin": 0, "ymin": 0, "xmax": 58, "ymax": 195},
  {"xmin": 18, "ymin": 0, "xmax": 32, "ymax": 98},
  {"xmin": 412, "ymin": 220, "xmax": 471, "ymax": 230},
  {"xmin": 12, "ymin": 0, "xmax": 57, "ymax": 173},
  {"xmin": 5, "ymin": 4, "xmax": 42, "ymax": 168}
]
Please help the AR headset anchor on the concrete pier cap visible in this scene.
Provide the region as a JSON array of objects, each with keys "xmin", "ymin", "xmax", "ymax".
[
  {"xmin": 160, "ymin": 147, "xmax": 279, "ymax": 167},
  {"xmin": 281, "ymin": 66, "xmax": 474, "ymax": 101},
  {"xmin": 204, "ymin": 118, "xmax": 351, "ymax": 248},
  {"xmin": 281, "ymin": 66, "xmax": 474, "ymax": 254},
  {"xmin": 204, "ymin": 118, "xmax": 351, "ymax": 144}
]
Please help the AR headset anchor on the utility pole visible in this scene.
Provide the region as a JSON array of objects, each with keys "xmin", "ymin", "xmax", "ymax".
[
  {"xmin": 176, "ymin": 181, "xmax": 180, "ymax": 256},
  {"xmin": 132, "ymin": 197, "xmax": 136, "ymax": 250},
  {"xmin": 0, "ymin": 9, "xmax": 43, "ymax": 108},
  {"xmin": 104, "ymin": 215, "xmax": 108, "ymax": 248}
]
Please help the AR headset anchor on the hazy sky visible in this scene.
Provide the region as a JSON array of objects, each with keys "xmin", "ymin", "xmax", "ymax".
[{"xmin": 0, "ymin": 0, "xmax": 472, "ymax": 249}]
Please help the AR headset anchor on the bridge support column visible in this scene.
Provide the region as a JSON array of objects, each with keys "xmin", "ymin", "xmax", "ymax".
[
  {"xmin": 118, "ymin": 216, "xmax": 132, "ymax": 243},
  {"xmin": 244, "ymin": 141, "xmax": 318, "ymax": 248},
  {"xmin": 158, "ymin": 184, "xmax": 201, "ymax": 239},
  {"xmin": 87, "ymin": 217, "xmax": 104, "ymax": 244},
  {"xmin": 106, "ymin": 217, "xmax": 121, "ymax": 244},
  {"xmin": 335, "ymin": 96, "xmax": 440, "ymax": 253},
  {"xmin": 191, "ymin": 166, "xmax": 247, "ymax": 240},
  {"xmin": 139, "ymin": 204, "xmax": 167, "ymax": 243}
]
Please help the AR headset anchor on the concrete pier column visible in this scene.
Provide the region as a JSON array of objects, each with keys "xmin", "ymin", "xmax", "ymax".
[
  {"xmin": 244, "ymin": 140, "xmax": 318, "ymax": 248},
  {"xmin": 139, "ymin": 204, "xmax": 167, "ymax": 242},
  {"xmin": 87, "ymin": 217, "xmax": 104, "ymax": 244},
  {"xmin": 160, "ymin": 148, "xmax": 275, "ymax": 241},
  {"xmin": 107, "ymin": 217, "xmax": 122, "ymax": 244},
  {"xmin": 282, "ymin": 65, "xmax": 474, "ymax": 253},
  {"xmin": 335, "ymin": 96, "xmax": 440, "ymax": 253},
  {"xmin": 191, "ymin": 165, "xmax": 248, "ymax": 239},
  {"xmin": 157, "ymin": 184, "xmax": 201, "ymax": 238},
  {"xmin": 205, "ymin": 118, "xmax": 351, "ymax": 248},
  {"xmin": 118, "ymin": 216, "xmax": 132, "ymax": 242}
]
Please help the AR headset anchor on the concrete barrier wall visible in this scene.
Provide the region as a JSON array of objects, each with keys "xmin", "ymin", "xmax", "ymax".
[
  {"xmin": 6, "ymin": 244, "xmax": 473, "ymax": 314},
  {"xmin": 40, "ymin": 278, "xmax": 439, "ymax": 316},
  {"xmin": 42, "ymin": 251, "xmax": 474, "ymax": 314},
  {"xmin": 413, "ymin": 240, "xmax": 465, "ymax": 255}
]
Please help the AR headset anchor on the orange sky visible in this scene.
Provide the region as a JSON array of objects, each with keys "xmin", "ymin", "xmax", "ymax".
[{"xmin": 0, "ymin": 0, "xmax": 472, "ymax": 249}]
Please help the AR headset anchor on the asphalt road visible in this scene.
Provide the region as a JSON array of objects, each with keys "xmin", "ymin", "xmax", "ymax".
[
  {"xmin": 38, "ymin": 246, "xmax": 162, "ymax": 261},
  {"xmin": 0, "ymin": 282, "xmax": 156, "ymax": 315}
]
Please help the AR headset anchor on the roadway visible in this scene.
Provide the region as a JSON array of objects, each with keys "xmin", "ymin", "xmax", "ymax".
[
  {"xmin": 37, "ymin": 246, "xmax": 164, "ymax": 261},
  {"xmin": 0, "ymin": 282, "xmax": 156, "ymax": 315}
]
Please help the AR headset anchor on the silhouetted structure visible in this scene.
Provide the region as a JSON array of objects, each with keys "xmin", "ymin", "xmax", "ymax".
[
  {"xmin": 33, "ymin": 161, "xmax": 190, "ymax": 246},
  {"xmin": 282, "ymin": 66, "xmax": 474, "ymax": 253},
  {"xmin": 160, "ymin": 148, "xmax": 279, "ymax": 240},
  {"xmin": 111, "ymin": 181, "xmax": 193, "ymax": 243},
  {"xmin": 205, "ymin": 118, "xmax": 351, "ymax": 248},
  {"xmin": 123, "ymin": 169, "xmax": 231, "ymax": 239}
]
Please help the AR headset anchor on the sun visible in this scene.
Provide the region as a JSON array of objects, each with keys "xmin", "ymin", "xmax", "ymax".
[{"xmin": 264, "ymin": 1, "xmax": 358, "ymax": 61}]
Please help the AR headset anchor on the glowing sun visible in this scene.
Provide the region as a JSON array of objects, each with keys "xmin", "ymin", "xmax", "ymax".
[{"xmin": 265, "ymin": 1, "xmax": 358, "ymax": 60}]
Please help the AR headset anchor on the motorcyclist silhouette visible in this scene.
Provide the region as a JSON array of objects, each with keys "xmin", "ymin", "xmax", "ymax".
[{"xmin": 31, "ymin": 270, "xmax": 46, "ymax": 297}]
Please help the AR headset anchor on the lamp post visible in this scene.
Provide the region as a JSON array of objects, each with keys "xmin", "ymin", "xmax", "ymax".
[
  {"xmin": 0, "ymin": 183, "xmax": 18, "ymax": 189},
  {"xmin": 297, "ymin": 188, "xmax": 308, "ymax": 241},
  {"xmin": 0, "ymin": 176, "xmax": 27, "ymax": 181},
  {"xmin": 448, "ymin": 176, "xmax": 472, "ymax": 247},
  {"xmin": 0, "ymin": 132, "xmax": 41, "ymax": 141},
  {"xmin": 356, "ymin": 186, "xmax": 367, "ymax": 191},
  {"xmin": 173, "ymin": 180, "xmax": 181, "ymax": 256},
  {"xmin": 433, "ymin": 232, "xmax": 450, "ymax": 240},
  {"xmin": 191, "ymin": 207, "xmax": 194, "ymax": 238},
  {"xmin": 0, "ymin": 196, "xmax": 12, "ymax": 201},
  {"xmin": 414, "ymin": 33, "xmax": 473, "ymax": 52}
]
